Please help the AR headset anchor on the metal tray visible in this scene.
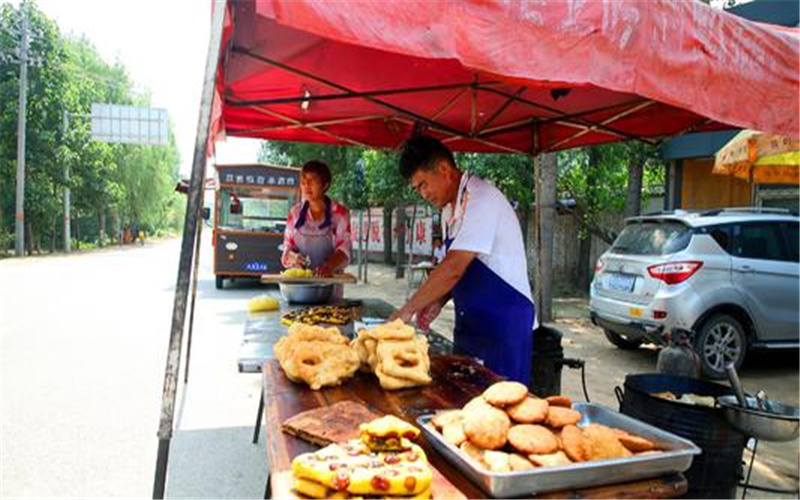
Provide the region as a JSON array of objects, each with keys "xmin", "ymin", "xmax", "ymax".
[{"xmin": 418, "ymin": 402, "xmax": 700, "ymax": 497}]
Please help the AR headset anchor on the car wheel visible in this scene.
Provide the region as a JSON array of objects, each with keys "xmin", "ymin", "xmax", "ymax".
[
  {"xmin": 696, "ymin": 313, "xmax": 747, "ymax": 379},
  {"xmin": 603, "ymin": 329, "xmax": 644, "ymax": 350},
  {"xmin": 215, "ymin": 275, "xmax": 224, "ymax": 290}
]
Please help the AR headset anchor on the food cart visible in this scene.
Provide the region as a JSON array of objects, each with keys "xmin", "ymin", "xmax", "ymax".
[
  {"xmin": 213, "ymin": 164, "xmax": 300, "ymax": 289},
  {"xmin": 153, "ymin": 1, "xmax": 799, "ymax": 498}
]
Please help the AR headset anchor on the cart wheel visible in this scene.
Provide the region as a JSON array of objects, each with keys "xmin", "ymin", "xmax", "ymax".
[{"xmin": 215, "ymin": 275, "xmax": 224, "ymax": 289}]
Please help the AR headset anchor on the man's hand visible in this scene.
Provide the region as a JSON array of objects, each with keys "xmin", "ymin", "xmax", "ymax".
[
  {"xmin": 389, "ymin": 304, "xmax": 415, "ymax": 324},
  {"xmin": 415, "ymin": 301, "xmax": 443, "ymax": 332}
]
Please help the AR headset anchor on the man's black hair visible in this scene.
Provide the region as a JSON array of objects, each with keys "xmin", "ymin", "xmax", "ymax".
[
  {"xmin": 398, "ymin": 134, "xmax": 456, "ymax": 180},
  {"xmin": 301, "ymin": 160, "xmax": 332, "ymax": 190}
]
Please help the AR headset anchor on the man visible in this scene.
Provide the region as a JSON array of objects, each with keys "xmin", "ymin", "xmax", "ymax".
[{"xmin": 391, "ymin": 135, "xmax": 537, "ymax": 385}]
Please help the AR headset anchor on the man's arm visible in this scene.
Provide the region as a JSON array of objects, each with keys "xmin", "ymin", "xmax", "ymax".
[{"xmin": 392, "ymin": 249, "xmax": 476, "ymax": 321}]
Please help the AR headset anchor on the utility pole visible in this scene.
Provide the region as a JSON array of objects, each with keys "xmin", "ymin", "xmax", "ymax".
[
  {"xmin": 62, "ymin": 111, "xmax": 71, "ymax": 253},
  {"xmin": 14, "ymin": 0, "xmax": 29, "ymax": 256}
]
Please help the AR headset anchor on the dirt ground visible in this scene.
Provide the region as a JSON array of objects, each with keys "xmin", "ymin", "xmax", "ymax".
[{"xmin": 346, "ymin": 262, "xmax": 800, "ymax": 497}]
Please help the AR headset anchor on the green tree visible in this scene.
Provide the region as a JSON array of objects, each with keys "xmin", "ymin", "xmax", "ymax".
[
  {"xmin": 0, "ymin": 2, "xmax": 72, "ymax": 252},
  {"xmin": 0, "ymin": 4, "xmax": 182, "ymax": 254},
  {"xmin": 557, "ymin": 141, "xmax": 664, "ymax": 286}
]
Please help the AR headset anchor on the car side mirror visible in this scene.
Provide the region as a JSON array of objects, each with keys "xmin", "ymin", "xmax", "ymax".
[{"xmin": 201, "ymin": 207, "xmax": 211, "ymax": 220}]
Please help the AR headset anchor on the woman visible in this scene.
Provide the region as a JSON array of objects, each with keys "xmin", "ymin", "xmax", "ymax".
[{"xmin": 281, "ymin": 160, "xmax": 352, "ymax": 277}]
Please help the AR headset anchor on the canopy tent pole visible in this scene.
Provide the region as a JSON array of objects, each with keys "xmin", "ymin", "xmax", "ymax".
[
  {"xmin": 152, "ymin": 1, "xmax": 227, "ymax": 497},
  {"xmin": 537, "ymin": 151, "xmax": 556, "ymax": 324},
  {"xmin": 530, "ymin": 123, "xmax": 555, "ymax": 324},
  {"xmin": 184, "ymin": 185, "xmax": 207, "ymax": 384}
]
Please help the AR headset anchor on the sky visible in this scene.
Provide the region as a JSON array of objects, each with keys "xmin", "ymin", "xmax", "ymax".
[{"xmin": 12, "ymin": 0, "xmax": 262, "ymax": 176}]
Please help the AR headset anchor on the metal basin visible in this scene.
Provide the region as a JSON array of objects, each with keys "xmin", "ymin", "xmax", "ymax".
[
  {"xmin": 279, "ymin": 282, "xmax": 333, "ymax": 304},
  {"xmin": 717, "ymin": 395, "xmax": 800, "ymax": 442}
]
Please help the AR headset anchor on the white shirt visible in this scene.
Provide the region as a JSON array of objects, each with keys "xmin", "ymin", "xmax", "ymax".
[
  {"xmin": 443, "ymin": 173, "xmax": 538, "ymax": 328},
  {"xmin": 433, "ymin": 245, "xmax": 446, "ymax": 264}
]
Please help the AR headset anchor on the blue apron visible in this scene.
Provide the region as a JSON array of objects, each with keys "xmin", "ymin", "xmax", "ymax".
[{"xmin": 446, "ymin": 239, "xmax": 535, "ymax": 386}]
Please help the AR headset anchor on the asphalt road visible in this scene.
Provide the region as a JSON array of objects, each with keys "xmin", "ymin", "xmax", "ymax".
[
  {"xmin": 1, "ymin": 235, "xmax": 268, "ymax": 498},
  {"xmin": 2, "ymin": 235, "xmax": 798, "ymax": 498}
]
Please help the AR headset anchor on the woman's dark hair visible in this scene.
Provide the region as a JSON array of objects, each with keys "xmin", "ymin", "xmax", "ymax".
[
  {"xmin": 398, "ymin": 134, "xmax": 456, "ymax": 180},
  {"xmin": 301, "ymin": 160, "xmax": 332, "ymax": 190}
]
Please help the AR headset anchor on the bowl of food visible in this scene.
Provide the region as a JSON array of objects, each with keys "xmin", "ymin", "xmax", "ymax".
[{"xmin": 279, "ymin": 282, "xmax": 334, "ymax": 304}]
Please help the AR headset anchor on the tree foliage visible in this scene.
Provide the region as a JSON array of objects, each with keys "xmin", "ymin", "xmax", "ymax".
[
  {"xmin": 0, "ymin": 2, "xmax": 182, "ymax": 254},
  {"xmin": 557, "ymin": 141, "xmax": 665, "ymax": 243}
]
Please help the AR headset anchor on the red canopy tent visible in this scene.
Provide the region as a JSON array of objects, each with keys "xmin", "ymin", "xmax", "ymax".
[
  {"xmin": 211, "ymin": 0, "xmax": 798, "ymax": 155},
  {"xmin": 153, "ymin": 2, "xmax": 799, "ymax": 496}
]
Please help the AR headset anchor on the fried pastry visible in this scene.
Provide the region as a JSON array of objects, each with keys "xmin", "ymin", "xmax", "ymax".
[
  {"xmin": 358, "ymin": 319, "xmax": 415, "ymax": 341},
  {"xmin": 545, "ymin": 395, "xmax": 573, "ymax": 408},
  {"xmin": 527, "ymin": 450, "xmax": 573, "ymax": 467},
  {"xmin": 545, "ymin": 406, "xmax": 582, "ymax": 428},
  {"xmin": 507, "ymin": 424, "xmax": 560, "ymax": 455},
  {"xmin": 559, "ymin": 425, "xmax": 589, "ymax": 462},
  {"xmin": 462, "ymin": 395, "xmax": 492, "ymax": 414},
  {"xmin": 442, "ymin": 421, "xmax": 467, "ymax": 446},
  {"xmin": 352, "ymin": 322, "xmax": 431, "ymax": 390},
  {"xmin": 462, "ymin": 405, "xmax": 510, "ymax": 450},
  {"xmin": 482, "ymin": 450, "xmax": 511, "ymax": 472},
  {"xmin": 432, "ymin": 409, "xmax": 463, "ymax": 430},
  {"xmin": 613, "ymin": 429, "xmax": 656, "ymax": 452},
  {"xmin": 275, "ymin": 324, "xmax": 360, "ymax": 390},
  {"xmin": 506, "ymin": 397, "xmax": 549, "ymax": 423},
  {"xmin": 509, "ymin": 453, "xmax": 536, "ymax": 470},
  {"xmin": 583, "ymin": 423, "xmax": 632, "ymax": 460},
  {"xmin": 482, "ymin": 381, "xmax": 528, "ymax": 407}
]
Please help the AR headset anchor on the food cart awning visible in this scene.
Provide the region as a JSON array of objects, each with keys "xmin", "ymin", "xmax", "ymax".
[{"xmin": 211, "ymin": 0, "xmax": 799, "ymax": 155}]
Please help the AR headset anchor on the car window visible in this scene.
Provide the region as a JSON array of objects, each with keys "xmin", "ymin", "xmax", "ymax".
[
  {"xmin": 611, "ymin": 221, "xmax": 692, "ymax": 256},
  {"xmin": 782, "ymin": 222, "xmax": 799, "ymax": 262},
  {"xmin": 731, "ymin": 222, "xmax": 789, "ymax": 261},
  {"xmin": 705, "ymin": 224, "xmax": 733, "ymax": 253}
]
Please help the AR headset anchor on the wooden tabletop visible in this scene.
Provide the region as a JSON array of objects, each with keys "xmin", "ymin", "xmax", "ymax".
[{"xmin": 261, "ymin": 355, "xmax": 688, "ymax": 499}]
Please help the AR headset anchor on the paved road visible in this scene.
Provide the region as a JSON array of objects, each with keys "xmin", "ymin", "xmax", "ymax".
[
  {"xmin": 1, "ymin": 235, "xmax": 268, "ymax": 498},
  {"xmin": 2, "ymin": 236, "xmax": 798, "ymax": 497}
]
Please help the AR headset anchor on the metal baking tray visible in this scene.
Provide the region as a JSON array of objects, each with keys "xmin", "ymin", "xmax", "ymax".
[{"xmin": 418, "ymin": 402, "xmax": 701, "ymax": 497}]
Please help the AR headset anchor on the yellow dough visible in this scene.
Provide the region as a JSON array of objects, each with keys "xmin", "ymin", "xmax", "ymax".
[{"xmin": 247, "ymin": 295, "xmax": 280, "ymax": 313}]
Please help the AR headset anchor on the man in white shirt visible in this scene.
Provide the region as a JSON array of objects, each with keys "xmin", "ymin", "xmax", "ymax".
[{"xmin": 391, "ymin": 135, "xmax": 537, "ymax": 385}]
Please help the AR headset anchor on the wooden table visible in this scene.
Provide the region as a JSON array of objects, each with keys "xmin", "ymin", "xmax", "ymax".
[{"xmin": 261, "ymin": 354, "xmax": 688, "ymax": 499}]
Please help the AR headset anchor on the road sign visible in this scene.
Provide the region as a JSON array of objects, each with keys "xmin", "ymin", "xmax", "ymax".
[{"xmin": 91, "ymin": 104, "xmax": 168, "ymax": 146}]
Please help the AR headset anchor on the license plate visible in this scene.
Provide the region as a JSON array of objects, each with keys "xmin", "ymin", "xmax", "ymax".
[
  {"xmin": 629, "ymin": 307, "xmax": 643, "ymax": 317},
  {"xmin": 603, "ymin": 272, "xmax": 636, "ymax": 292}
]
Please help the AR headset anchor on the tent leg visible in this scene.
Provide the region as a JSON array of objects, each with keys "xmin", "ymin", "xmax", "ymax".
[
  {"xmin": 263, "ymin": 471, "xmax": 272, "ymax": 499},
  {"xmin": 152, "ymin": 439, "xmax": 170, "ymax": 499},
  {"xmin": 184, "ymin": 193, "xmax": 206, "ymax": 385},
  {"xmin": 252, "ymin": 386, "xmax": 264, "ymax": 444},
  {"xmin": 536, "ymin": 152, "xmax": 556, "ymax": 324}
]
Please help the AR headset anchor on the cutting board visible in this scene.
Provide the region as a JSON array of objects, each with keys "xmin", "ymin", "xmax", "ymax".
[
  {"xmin": 270, "ymin": 467, "xmax": 467, "ymax": 499},
  {"xmin": 281, "ymin": 400, "xmax": 382, "ymax": 446},
  {"xmin": 261, "ymin": 273, "xmax": 357, "ymax": 285}
]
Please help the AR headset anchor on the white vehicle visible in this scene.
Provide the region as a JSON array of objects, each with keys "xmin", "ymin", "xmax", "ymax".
[{"xmin": 590, "ymin": 208, "xmax": 799, "ymax": 379}]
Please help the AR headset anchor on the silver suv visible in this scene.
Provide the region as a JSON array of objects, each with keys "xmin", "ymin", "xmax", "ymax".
[{"xmin": 590, "ymin": 208, "xmax": 799, "ymax": 379}]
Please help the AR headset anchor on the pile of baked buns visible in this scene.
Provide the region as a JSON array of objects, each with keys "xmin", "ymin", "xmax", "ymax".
[
  {"xmin": 351, "ymin": 319, "xmax": 431, "ymax": 390},
  {"xmin": 431, "ymin": 381, "xmax": 661, "ymax": 472},
  {"xmin": 291, "ymin": 415, "xmax": 433, "ymax": 499}
]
